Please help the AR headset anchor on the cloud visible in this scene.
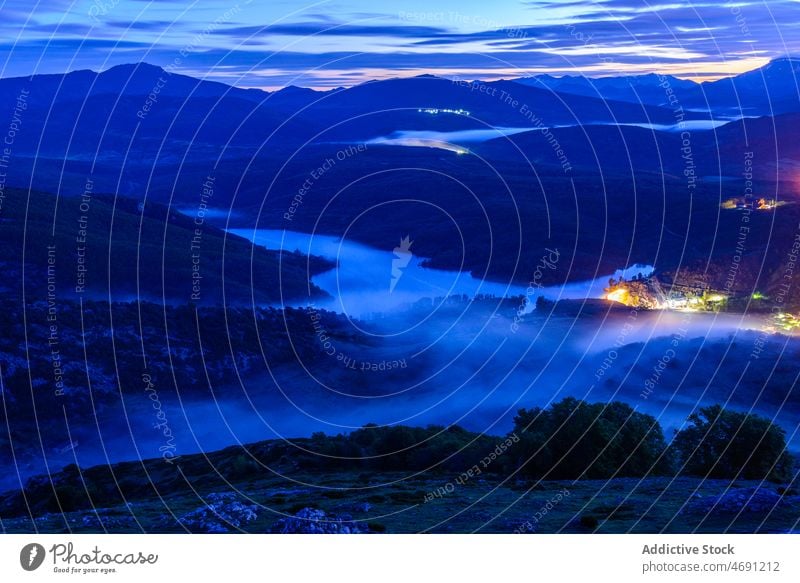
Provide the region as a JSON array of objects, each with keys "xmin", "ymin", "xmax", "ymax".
[
  {"xmin": 24, "ymin": 22, "xmax": 97, "ymax": 35},
  {"xmin": 211, "ymin": 22, "xmax": 452, "ymax": 38},
  {"xmin": 106, "ymin": 20, "xmax": 182, "ymax": 31},
  {"xmin": 0, "ymin": 0, "xmax": 797, "ymax": 87}
]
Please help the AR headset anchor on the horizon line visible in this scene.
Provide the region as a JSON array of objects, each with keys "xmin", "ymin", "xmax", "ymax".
[{"xmin": 0, "ymin": 55, "xmax": 794, "ymax": 92}]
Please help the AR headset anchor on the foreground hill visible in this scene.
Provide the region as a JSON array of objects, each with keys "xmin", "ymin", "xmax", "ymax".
[{"xmin": 1, "ymin": 420, "xmax": 796, "ymax": 534}]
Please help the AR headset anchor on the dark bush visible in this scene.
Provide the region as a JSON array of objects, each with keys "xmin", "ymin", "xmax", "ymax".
[{"xmin": 305, "ymin": 424, "xmax": 497, "ymax": 472}]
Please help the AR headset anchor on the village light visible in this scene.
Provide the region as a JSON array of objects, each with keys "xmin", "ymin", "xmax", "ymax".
[{"xmin": 605, "ymin": 288, "xmax": 628, "ymax": 303}]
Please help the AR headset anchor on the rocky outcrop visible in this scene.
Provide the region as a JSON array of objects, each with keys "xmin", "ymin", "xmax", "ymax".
[{"xmin": 178, "ymin": 492, "xmax": 259, "ymax": 533}]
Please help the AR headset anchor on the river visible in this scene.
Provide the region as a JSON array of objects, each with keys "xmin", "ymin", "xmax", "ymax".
[{"xmin": 229, "ymin": 228, "xmax": 654, "ymax": 317}]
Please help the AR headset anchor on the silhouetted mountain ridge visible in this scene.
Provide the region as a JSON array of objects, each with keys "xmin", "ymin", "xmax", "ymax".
[{"xmin": 516, "ymin": 58, "xmax": 800, "ymax": 115}]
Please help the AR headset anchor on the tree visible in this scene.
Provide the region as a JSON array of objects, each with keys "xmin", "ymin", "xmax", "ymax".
[
  {"xmin": 510, "ymin": 398, "xmax": 671, "ymax": 479},
  {"xmin": 671, "ymin": 405, "xmax": 794, "ymax": 482}
]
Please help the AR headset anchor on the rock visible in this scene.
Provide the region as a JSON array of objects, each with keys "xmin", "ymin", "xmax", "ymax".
[
  {"xmin": 270, "ymin": 507, "xmax": 367, "ymax": 534},
  {"xmin": 179, "ymin": 492, "xmax": 258, "ymax": 533}
]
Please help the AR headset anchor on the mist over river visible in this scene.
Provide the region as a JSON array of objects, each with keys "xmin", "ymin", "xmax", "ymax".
[{"xmin": 78, "ymin": 297, "xmax": 796, "ymax": 490}]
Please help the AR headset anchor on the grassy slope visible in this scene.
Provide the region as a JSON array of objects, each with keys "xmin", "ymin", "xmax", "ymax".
[{"xmin": 1, "ymin": 437, "xmax": 797, "ymax": 534}]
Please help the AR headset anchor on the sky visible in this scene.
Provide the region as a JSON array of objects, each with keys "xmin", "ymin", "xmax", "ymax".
[{"xmin": 0, "ymin": 0, "xmax": 796, "ymax": 89}]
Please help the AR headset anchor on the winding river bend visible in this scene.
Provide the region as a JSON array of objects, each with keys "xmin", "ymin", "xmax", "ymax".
[{"xmin": 230, "ymin": 228, "xmax": 654, "ymax": 316}]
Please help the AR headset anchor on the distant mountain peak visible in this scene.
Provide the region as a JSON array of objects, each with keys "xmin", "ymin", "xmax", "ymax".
[
  {"xmin": 102, "ymin": 62, "xmax": 166, "ymax": 75},
  {"xmin": 276, "ymin": 85, "xmax": 316, "ymax": 94}
]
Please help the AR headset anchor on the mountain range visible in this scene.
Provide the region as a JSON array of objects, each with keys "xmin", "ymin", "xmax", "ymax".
[{"xmin": 516, "ymin": 57, "xmax": 800, "ymax": 115}]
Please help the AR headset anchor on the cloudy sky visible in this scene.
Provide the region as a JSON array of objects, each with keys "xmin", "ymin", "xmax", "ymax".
[{"xmin": 0, "ymin": 0, "xmax": 796, "ymax": 88}]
